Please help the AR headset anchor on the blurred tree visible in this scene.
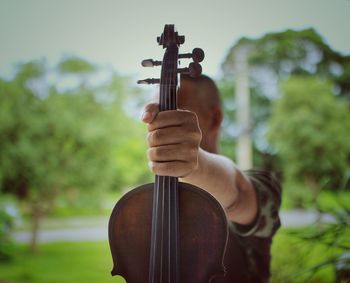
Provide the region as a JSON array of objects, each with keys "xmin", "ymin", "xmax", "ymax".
[
  {"xmin": 58, "ymin": 56, "xmax": 96, "ymax": 74},
  {"xmin": 220, "ymin": 28, "xmax": 350, "ymax": 172},
  {"xmin": 222, "ymin": 28, "xmax": 350, "ymax": 98},
  {"xmin": 218, "ymin": 80, "xmax": 236, "ymax": 160},
  {"xmin": 268, "ymin": 76, "xmax": 350, "ymax": 197},
  {"xmin": 0, "ymin": 58, "xmax": 150, "ymax": 252}
]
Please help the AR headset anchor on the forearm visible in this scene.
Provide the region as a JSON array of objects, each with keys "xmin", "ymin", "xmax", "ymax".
[{"xmin": 181, "ymin": 148, "xmax": 258, "ymax": 225}]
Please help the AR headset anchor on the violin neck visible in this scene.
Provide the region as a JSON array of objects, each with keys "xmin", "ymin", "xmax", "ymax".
[{"xmin": 149, "ymin": 44, "xmax": 180, "ymax": 282}]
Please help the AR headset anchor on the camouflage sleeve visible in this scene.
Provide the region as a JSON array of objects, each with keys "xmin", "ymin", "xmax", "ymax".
[{"xmin": 230, "ymin": 170, "xmax": 282, "ymax": 238}]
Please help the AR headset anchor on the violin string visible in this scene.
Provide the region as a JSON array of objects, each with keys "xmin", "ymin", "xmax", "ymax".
[
  {"xmin": 173, "ymin": 53, "xmax": 177, "ymax": 283},
  {"xmin": 156, "ymin": 175, "xmax": 161, "ymax": 281},
  {"xmin": 168, "ymin": 53, "xmax": 173, "ymax": 281},
  {"xmin": 161, "ymin": 60, "xmax": 169, "ymax": 280},
  {"xmin": 173, "ymin": 51, "xmax": 178, "ymax": 282},
  {"xmin": 167, "ymin": 55, "xmax": 171, "ymax": 281},
  {"xmin": 172, "ymin": 52, "xmax": 175, "ymax": 281},
  {"xmin": 174, "ymin": 49, "xmax": 180, "ymax": 283},
  {"xmin": 164, "ymin": 61, "xmax": 169, "ymax": 281},
  {"xmin": 150, "ymin": 174, "xmax": 159, "ymax": 282},
  {"xmin": 153, "ymin": 57, "xmax": 167, "ymax": 281},
  {"xmin": 161, "ymin": 174, "xmax": 165, "ymax": 281},
  {"xmin": 171, "ymin": 49, "xmax": 179, "ymax": 283}
]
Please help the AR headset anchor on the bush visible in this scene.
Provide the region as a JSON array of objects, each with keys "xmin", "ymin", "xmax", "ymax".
[{"xmin": 0, "ymin": 195, "xmax": 19, "ymax": 261}]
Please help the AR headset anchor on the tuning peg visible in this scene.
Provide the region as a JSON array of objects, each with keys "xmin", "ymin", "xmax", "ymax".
[
  {"xmin": 137, "ymin": 78, "xmax": 160, "ymax": 85},
  {"xmin": 178, "ymin": 62, "xmax": 202, "ymax": 78},
  {"xmin": 178, "ymin": 48, "xmax": 205, "ymax": 63},
  {"xmin": 141, "ymin": 59, "xmax": 162, "ymax": 67}
]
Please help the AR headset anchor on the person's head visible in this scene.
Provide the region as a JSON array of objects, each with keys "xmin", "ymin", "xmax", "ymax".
[{"xmin": 178, "ymin": 74, "xmax": 223, "ymax": 153}]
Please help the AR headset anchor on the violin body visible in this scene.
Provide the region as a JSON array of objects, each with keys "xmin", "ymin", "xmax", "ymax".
[
  {"xmin": 109, "ymin": 182, "xmax": 228, "ymax": 283},
  {"xmin": 108, "ymin": 25, "xmax": 228, "ymax": 282}
]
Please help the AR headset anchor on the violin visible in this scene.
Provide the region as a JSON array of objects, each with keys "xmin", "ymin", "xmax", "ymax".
[{"xmin": 108, "ymin": 24, "xmax": 228, "ymax": 283}]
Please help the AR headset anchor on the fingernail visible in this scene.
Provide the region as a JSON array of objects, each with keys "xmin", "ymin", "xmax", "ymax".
[{"xmin": 142, "ymin": 111, "xmax": 152, "ymax": 121}]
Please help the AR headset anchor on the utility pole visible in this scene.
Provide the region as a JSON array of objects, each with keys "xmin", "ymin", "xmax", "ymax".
[{"xmin": 234, "ymin": 45, "xmax": 252, "ymax": 170}]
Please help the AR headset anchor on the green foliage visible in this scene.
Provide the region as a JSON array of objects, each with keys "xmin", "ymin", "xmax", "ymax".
[
  {"xmin": 281, "ymin": 182, "xmax": 350, "ymax": 210},
  {"xmin": 58, "ymin": 56, "xmax": 96, "ymax": 74},
  {"xmin": 272, "ymin": 202, "xmax": 350, "ymax": 283},
  {"xmin": 15, "ymin": 60, "xmax": 45, "ymax": 82},
  {"xmin": 218, "ymin": 80, "xmax": 236, "ymax": 160},
  {"xmin": 0, "ymin": 58, "xmax": 151, "ymax": 250},
  {"xmin": 222, "ymin": 28, "xmax": 350, "ymax": 97},
  {"xmin": 271, "ymin": 229, "xmax": 338, "ymax": 283},
  {"xmin": 277, "ymin": 192, "xmax": 350, "ymax": 283},
  {"xmin": 0, "ymin": 195, "xmax": 18, "ymax": 261},
  {"xmin": 268, "ymin": 76, "xmax": 350, "ymax": 190},
  {"xmin": 219, "ymin": 28, "xmax": 350, "ymax": 174}
]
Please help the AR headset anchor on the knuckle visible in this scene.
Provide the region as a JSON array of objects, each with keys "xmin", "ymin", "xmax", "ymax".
[
  {"xmin": 161, "ymin": 162, "xmax": 180, "ymax": 177},
  {"xmin": 192, "ymin": 129, "xmax": 202, "ymax": 141},
  {"xmin": 147, "ymin": 132, "xmax": 152, "ymax": 145},
  {"xmin": 147, "ymin": 130, "xmax": 161, "ymax": 146},
  {"xmin": 183, "ymin": 111, "xmax": 196, "ymax": 123},
  {"xmin": 148, "ymin": 147, "xmax": 165, "ymax": 161},
  {"xmin": 153, "ymin": 147, "xmax": 162, "ymax": 160},
  {"xmin": 157, "ymin": 162, "xmax": 171, "ymax": 176},
  {"xmin": 182, "ymin": 116, "xmax": 201, "ymax": 139},
  {"xmin": 161, "ymin": 162, "xmax": 171, "ymax": 172},
  {"xmin": 149, "ymin": 161, "xmax": 175, "ymax": 176},
  {"xmin": 152, "ymin": 129, "xmax": 161, "ymax": 142},
  {"xmin": 186, "ymin": 111, "xmax": 198, "ymax": 124}
]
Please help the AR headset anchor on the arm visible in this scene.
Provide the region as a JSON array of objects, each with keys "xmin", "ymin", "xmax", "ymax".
[
  {"xmin": 181, "ymin": 148, "xmax": 257, "ymax": 225},
  {"xmin": 142, "ymin": 103, "xmax": 258, "ymax": 226}
]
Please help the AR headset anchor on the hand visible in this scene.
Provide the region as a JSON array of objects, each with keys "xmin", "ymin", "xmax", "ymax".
[{"xmin": 141, "ymin": 103, "xmax": 202, "ymax": 177}]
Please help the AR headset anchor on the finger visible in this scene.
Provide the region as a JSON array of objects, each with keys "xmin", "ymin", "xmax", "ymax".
[
  {"xmin": 147, "ymin": 144, "xmax": 197, "ymax": 163},
  {"xmin": 147, "ymin": 126, "xmax": 200, "ymax": 147},
  {"xmin": 141, "ymin": 103, "xmax": 159, "ymax": 123},
  {"xmin": 148, "ymin": 161, "xmax": 194, "ymax": 177},
  {"xmin": 148, "ymin": 109, "xmax": 196, "ymax": 131}
]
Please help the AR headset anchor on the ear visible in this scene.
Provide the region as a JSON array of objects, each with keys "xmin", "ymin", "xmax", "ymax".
[{"xmin": 210, "ymin": 105, "xmax": 223, "ymax": 131}]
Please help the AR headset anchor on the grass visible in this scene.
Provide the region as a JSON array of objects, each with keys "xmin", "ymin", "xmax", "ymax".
[
  {"xmin": 0, "ymin": 241, "xmax": 125, "ymax": 283},
  {"xmin": 0, "ymin": 228, "xmax": 342, "ymax": 283}
]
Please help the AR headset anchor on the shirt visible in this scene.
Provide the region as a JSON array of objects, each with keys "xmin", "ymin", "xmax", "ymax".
[{"xmin": 212, "ymin": 170, "xmax": 282, "ymax": 283}]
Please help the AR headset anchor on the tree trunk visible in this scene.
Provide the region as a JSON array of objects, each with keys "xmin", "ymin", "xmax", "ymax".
[
  {"xmin": 30, "ymin": 201, "xmax": 43, "ymax": 253},
  {"xmin": 305, "ymin": 174, "xmax": 319, "ymax": 201},
  {"xmin": 304, "ymin": 174, "xmax": 322, "ymax": 221}
]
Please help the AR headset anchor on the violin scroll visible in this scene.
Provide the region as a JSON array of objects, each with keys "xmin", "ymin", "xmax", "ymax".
[{"xmin": 138, "ymin": 24, "xmax": 205, "ymax": 84}]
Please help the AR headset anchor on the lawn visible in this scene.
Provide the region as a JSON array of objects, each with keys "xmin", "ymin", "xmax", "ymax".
[
  {"xmin": 0, "ymin": 228, "xmax": 342, "ymax": 283},
  {"xmin": 0, "ymin": 241, "xmax": 124, "ymax": 283}
]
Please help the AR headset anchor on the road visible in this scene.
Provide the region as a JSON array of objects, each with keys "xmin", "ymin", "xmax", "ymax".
[{"xmin": 12, "ymin": 210, "xmax": 336, "ymax": 243}]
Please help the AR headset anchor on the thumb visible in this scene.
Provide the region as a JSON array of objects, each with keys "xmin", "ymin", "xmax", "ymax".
[{"xmin": 141, "ymin": 103, "xmax": 159, "ymax": 123}]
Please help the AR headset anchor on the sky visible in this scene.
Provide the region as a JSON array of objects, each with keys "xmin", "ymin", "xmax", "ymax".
[{"xmin": 0, "ymin": 0, "xmax": 349, "ymax": 81}]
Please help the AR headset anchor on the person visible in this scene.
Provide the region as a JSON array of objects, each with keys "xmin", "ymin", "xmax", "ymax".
[{"xmin": 141, "ymin": 74, "xmax": 281, "ymax": 283}]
